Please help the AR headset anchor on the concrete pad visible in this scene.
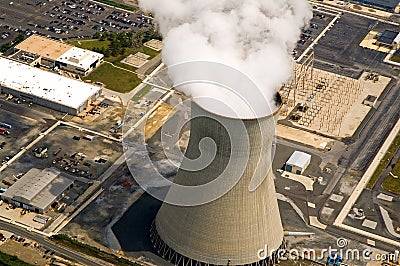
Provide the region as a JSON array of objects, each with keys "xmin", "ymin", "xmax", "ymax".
[
  {"xmin": 329, "ymin": 194, "xmax": 344, "ymax": 203},
  {"xmin": 321, "ymin": 207, "xmax": 335, "ymax": 216},
  {"xmin": 377, "ymin": 193, "xmax": 393, "ymax": 202},
  {"xmin": 360, "ymin": 31, "xmax": 391, "ymax": 53},
  {"xmin": 309, "ymin": 216, "xmax": 327, "ymax": 230},
  {"xmin": 121, "ymin": 53, "xmax": 149, "ymax": 68},
  {"xmin": 379, "ymin": 206, "xmax": 400, "ymax": 238},
  {"xmin": 144, "ymin": 39, "xmax": 163, "ymax": 51},
  {"xmin": 276, "ymin": 124, "xmax": 332, "ymax": 150},
  {"xmin": 307, "ymin": 202, "xmax": 316, "ymax": 208},
  {"xmin": 362, "ymin": 219, "xmax": 378, "ymax": 230},
  {"xmin": 281, "ymin": 171, "xmax": 314, "ymax": 191},
  {"xmin": 0, "ymin": 204, "xmax": 45, "ymax": 230}
]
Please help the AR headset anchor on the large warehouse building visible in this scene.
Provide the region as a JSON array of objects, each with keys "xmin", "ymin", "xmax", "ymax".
[
  {"xmin": 352, "ymin": 0, "xmax": 400, "ymax": 12},
  {"xmin": 13, "ymin": 35, "xmax": 103, "ymax": 76},
  {"xmin": 0, "ymin": 57, "xmax": 102, "ymax": 115},
  {"xmin": 1, "ymin": 168, "xmax": 74, "ymax": 214}
]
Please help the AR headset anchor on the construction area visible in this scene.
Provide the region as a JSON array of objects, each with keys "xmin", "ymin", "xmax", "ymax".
[{"xmin": 279, "ymin": 51, "xmax": 391, "ymax": 139}]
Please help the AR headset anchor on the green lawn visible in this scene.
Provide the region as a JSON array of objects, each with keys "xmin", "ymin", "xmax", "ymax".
[
  {"xmin": 0, "ymin": 251, "xmax": 33, "ymax": 266},
  {"xmin": 382, "ymin": 175, "xmax": 400, "ymax": 194},
  {"xmin": 382, "ymin": 148, "xmax": 400, "ymax": 194},
  {"xmin": 50, "ymin": 234, "xmax": 138, "ymax": 266},
  {"xmin": 91, "ymin": 0, "xmax": 137, "ymax": 11},
  {"xmin": 67, "ymin": 39, "xmax": 111, "ymax": 50},
  {"xmin": 141, "ymin": 46, "xmax": 160, "ymax": 59},
  {"xmin": 83, "ymin": 63, "xmax": 141, "ymax": 93},
  {"xmin": 132, "ymin": 84, "xmax": 153, "ymax": 102},
  {"xmin": 366, "ymin": 133, "xmax": 400, "ymax": 189},
  {"xmin": 390, "ymin": 55, "xmax": 400, "ymax": 63}
]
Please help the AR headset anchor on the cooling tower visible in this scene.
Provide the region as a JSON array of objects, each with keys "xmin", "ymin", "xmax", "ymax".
[{"xmin": 151, "ymin": 95, "xmax": 284, "ymax": 266}]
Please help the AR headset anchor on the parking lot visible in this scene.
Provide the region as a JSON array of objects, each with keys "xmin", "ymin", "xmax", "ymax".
[
  {"xmin": 293, "ymin": 9, "xmax": 337, "ymax": 60},
  {"xmin": 312, "ymin": 12, "xmax": 400, "ymax": 78},
  {"xmin": 0, "ymin": 0, "xmax": 153, "ymax": 41},
  {"xmin": 0, "ymin": 101, "xmax": 51, "ymax": 176}
]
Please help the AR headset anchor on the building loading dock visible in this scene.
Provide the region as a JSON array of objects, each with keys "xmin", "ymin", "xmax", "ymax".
[
  {"xmin": 285, "ymin": 151, "xmax": 312, "ymax": 175},
  {"xmin": 1, "ymin": 168, "xmax": 73, "ymax": 214}
]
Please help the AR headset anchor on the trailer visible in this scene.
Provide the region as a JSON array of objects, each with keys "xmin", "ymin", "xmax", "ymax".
[{"xmin": 0, "ymin": 122, "xmax": 11, "ymax": 129}]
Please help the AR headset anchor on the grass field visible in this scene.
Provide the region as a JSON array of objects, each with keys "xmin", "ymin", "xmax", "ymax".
[
  {"xmin": 83, "ymin": 63, "xmax": 141, "ymax": 93},
  {"xmin": 67, "ymin": 39, "xmax": 111, "ymax": 50},
  {"xmin": 92, "ymin": 0, "xmax": 138, "ymax": 11},
  {"xmin": 391, "ymin": 55, "xmax": 400, "ymax": 63},
  {"xmin": 366, "ymin": 133, "xmax": 400, "ymax": 189},
  {"xmin": 132, "ymin": 84, "xmax": 153, "ymax": 102},
  {"xmin": 381, "ymin": 149, "xmax": 400, "ymax": 194},
  {"xmin": 0, "ymin": 250, "xmax": 33, "ymax": 266},
  {"xmin": 67, "ymin": 39, "xmax": 160, "ymax": 61},
  {"xmin": 67, "ymin": 39, "xmax": 161, "ymax": 93},
  {"xmin": 50, "ymin": 234, "xmax": 139, "ymax": 266}
]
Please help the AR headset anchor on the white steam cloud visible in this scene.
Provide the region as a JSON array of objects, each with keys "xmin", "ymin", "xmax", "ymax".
[{"xmin": 140, "ymin": 0, "xmax": 312, "ymax": 118}]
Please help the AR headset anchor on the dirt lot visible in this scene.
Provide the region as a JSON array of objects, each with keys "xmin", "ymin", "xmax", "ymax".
[{"xmin": 0, "ymin": 239, "xmax": 50, "ymax": 266}]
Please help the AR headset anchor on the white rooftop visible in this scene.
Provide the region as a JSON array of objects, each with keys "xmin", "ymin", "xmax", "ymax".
[
  {"xmin": 286, "ymin": 151, "xmax": 311, "ymax": 168},
  {"xmin": 0, "ymin": 57, "xmax": 101, "ymax": 109},
  {"xmin": 56, "ymin": 47, "xmax": 103, "ymax": 71},
  {"xmin": 394, "ymin": 33, "xmax": 400, "ymax": 45}
]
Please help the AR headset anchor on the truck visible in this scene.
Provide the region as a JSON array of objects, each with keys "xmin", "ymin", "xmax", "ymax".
[
  {"xmin": 0, "ymin": 128, "xmax": 10, "ymax": 135},
  {"xmin": 82, "ymin": 134, "xmax": 94, "ymax": 141}
]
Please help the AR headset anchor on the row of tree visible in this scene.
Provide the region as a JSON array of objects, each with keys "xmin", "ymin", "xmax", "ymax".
[
  {"xmin": 91, "ymin": 27, "xmax": 162, "ymax": 57},
  {"xmin": 0, "ymin": 33, "xmax": 25, "ymax": 53}
]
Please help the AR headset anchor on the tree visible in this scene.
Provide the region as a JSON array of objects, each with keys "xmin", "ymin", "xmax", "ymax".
[
  {"xmin": 131, "ymin": 30, "xmax": 144, "ymax": 49},
  {"xmin": 93, "ymin": 32, "xmax": 101, "ymax": 39}
]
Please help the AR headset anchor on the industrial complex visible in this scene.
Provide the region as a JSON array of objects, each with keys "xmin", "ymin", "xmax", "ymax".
[
  {"xmin": 0, "ymin": 0, "xmax": 400, "ymax": 266},
  {"xmin": 13, "ymin": 35, "xmax": 104, "ymax": 76}
]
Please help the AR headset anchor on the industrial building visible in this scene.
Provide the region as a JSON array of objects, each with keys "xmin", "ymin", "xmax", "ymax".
[
  {"xmin": 363, "ymin": 95, "xmax": 378, "ymax": 107},
  {"xmin": 0, "ymin": 57, "xmax": 102, "ymax": 115},
  {"xmin": 376, "ymin": 30, "xmax": 400, "ymax": 49},
  {"xmin": 13, "ymin": 35, "xmax": 103, "ymax": 75},
  {"xmin": 1, "ymin": 168, "xmax": 74, "ymax": 214},
  {"xmin": 285, "ymin": 151, "xmax": 312, "ymax": 175},
  {"xmin": 151, "ymin": 100, "xmax": 283, "ymax": 266},
  {"xmin": 352, "ymin": 0, "xmax": 400, "ymax": 12}
]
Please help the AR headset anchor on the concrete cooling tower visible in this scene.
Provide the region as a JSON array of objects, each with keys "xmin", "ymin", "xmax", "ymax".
[{"xmin": 150, "ymin": 95, "xmax": 284, "ymax": 266}]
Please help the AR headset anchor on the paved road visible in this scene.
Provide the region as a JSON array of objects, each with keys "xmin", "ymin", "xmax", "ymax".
[{"xmin": 0, "ymin": 220, "xmax": 105, "ymax": 266}]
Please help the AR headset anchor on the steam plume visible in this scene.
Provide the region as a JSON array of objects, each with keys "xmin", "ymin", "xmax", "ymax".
[{"xmin": 140, "ymin": 0, "xmax": 312, "ymax": 118}]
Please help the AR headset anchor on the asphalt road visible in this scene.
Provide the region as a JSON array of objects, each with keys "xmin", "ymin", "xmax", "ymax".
[{"xmin": 0, "ymin": 220, "xmax": 104, "ymax": 266}]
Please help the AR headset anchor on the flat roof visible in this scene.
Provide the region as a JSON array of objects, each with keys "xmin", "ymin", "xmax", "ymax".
[
  {"xmin": 353, "ymin": 0, "xmax": 400, "ymax": 10},
  {"xmin": 365, "ymin": 95, "xmax": 377, "ymax": 102},
  {"xmin": 56, "ymin": 47, "xmax": 103, "ymax": 71},
  {"xmin": 286, "ymin": 151, "xmax": 312, "ymax": 169},
  {"xmin": 378, "ymin": 30, "xmax": 399, "ymax": 44},
  {"xmin": 15, "ymin": 35, "xmax": 71, "ymax": 60},
  {"xmin": 2, "ymin": 168, "xmax": 73, "ymax": 210},
  {"xmin": 0, "ymin": 57, "xmax": 101, "ymax": 109}
]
